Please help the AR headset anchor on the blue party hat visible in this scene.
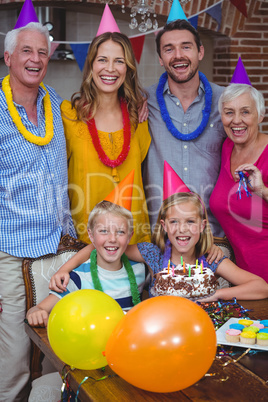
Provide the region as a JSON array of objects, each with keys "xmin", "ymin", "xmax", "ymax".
[{"xmin": 167, "ymin": 0, "xmax": 188, "ymax": 24}]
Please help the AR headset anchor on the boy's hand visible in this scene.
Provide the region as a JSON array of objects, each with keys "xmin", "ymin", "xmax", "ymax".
[
  {"xmin": 49, "ymin": 272, "xmax": 70, "ymax": 292},
  {"xmin": 27, "ymin": 308, "xmax": 49, "ymax": 327},
  {"xmin": 206, "ymin": 244, "xmax": 224, "ymax": 265}
]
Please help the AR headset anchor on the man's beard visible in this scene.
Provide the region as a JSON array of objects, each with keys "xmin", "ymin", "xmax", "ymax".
[{"xmin": 166, "ymin": 61, "xmax": 199, "ymax": 84}]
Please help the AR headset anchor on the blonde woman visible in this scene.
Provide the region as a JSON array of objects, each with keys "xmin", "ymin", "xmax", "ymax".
[{"xmin": 62, "ymin": 32, "xmax": 151, "ymax": 244}]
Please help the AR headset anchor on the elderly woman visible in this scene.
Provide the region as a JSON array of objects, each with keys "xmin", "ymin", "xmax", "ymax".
[{"xmin": 210, "ymin": 84, "xmax": 268, "ymax": 282}]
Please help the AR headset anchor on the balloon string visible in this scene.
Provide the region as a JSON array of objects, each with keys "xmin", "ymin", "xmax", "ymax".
[{"xmin": 75, "ymin": 374, "xmax": 118, "ymax": 401}]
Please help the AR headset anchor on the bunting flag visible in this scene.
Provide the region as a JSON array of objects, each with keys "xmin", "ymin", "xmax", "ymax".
[
  {"xmin": 230, "ymin": 0, "xmax": 248, "ymax": 18},
  {"xmin": 70, "ymin": 43, "xmax": 90, "ymax": 72},
  {"xmin": 188, "ymin": 16, "xmax": 198, "ymax": 29},
  {"xmin": 130, "ymin": 35, "xmax": 145, "ymax": 64},
  {"xmin": 206, "ymin": 3, "xmax": 222, "ymax": 31},
  {"xmin": 50, "ymin": 42, "xmax": 59, "ymax": 58}
]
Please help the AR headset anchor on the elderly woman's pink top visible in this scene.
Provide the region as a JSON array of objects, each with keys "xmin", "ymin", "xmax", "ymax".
[{"xmin": 210, "ymin": 138, "xmax": 268, "ymax": 282}]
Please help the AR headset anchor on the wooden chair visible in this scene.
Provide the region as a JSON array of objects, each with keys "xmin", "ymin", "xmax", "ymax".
[{"xmin": 22, "ymin": 234, "xmax": 87, "ymax": 382}]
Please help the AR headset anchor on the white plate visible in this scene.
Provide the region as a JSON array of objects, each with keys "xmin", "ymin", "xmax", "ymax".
[{"xmin": 216, "ymin": 317, "xmax": 268, "ymax": 351}]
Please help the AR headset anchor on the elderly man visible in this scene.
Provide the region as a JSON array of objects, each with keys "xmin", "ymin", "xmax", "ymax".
[
  {"xmin": 0, "ymin": 20, "xmax": 75, "ymax": 401},
  {"xmin": 143, "ymin": 19, "xmax": 226, "ymax": 237}
]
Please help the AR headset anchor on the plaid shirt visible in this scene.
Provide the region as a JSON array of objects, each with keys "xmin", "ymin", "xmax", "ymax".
[{"xmin": 0, "ymin": 77, "xmax": 76, "ymax": 258}]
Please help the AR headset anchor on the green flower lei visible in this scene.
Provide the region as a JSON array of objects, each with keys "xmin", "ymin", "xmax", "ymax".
[{"xmin": 90, "ymin": 249, "xmax": 141, "ymax": 306}]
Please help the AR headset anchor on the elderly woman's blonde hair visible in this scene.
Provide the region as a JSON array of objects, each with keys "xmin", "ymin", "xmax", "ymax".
[{"xmin": 218, "ymin": 84, "xmax": 265, "ymax": 119}]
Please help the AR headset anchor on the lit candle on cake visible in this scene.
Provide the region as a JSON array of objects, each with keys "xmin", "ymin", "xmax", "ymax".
[
  {"xmin": 201, "ymin": 260, "xmax": 203, "ymax": 274},
  {"xmin": 167, "ymin": 259, "xmax": 170, "ymax": 274},
  {"xmin": 172, "ymin": 265, "xmax": 175, "ymax": 276},
  {"xmin": 189, "ymin": 266, "xmax": 191, "ymax": 277},
  {"xmin": 181, "ymin": 256, "xmax": 183, "ymax": 266},
  {"xmin": 196, "ymin": 259, "xmax": 198, "ymax": 269},
  {"xmin": 183, "ymin": 261, "xmax": 186, "ymax": 274}
]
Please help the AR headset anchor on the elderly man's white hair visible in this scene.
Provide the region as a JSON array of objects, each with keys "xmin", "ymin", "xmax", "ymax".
[
  {"xmin": 218, "ymin": 83, "xmax": 265, "ymax": 120},
  {"xmin": 4, "ymin": 22, "xmax": 51, "ymax": 55}
]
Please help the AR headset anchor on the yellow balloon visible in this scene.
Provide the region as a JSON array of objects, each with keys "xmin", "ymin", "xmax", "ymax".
[{"xmin": 47, "ymin": 289, "xmax": 124, "ymax": 370}]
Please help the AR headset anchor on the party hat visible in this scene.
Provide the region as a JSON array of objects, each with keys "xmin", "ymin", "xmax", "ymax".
[
  {"xmin": 96, "ymin": 4, "xmax": 120, "ymax": 36},
  {"xmin": 163, "ymin": 161, "xmax": 190, "ymax": 200},
  {"xmin": 104, "ymin": 170, "xmax": 134, "ymax": 211},
  {"xmin": 230, "ymin": 57, "xmax": 252, "ymax": 86},
  {"xmin": 167, "ymin": 0, "xmax": 188, "ymax": 24},
  {"xmin": 14, "ymin": 0, "xmax": 39, "ymax": 29}
]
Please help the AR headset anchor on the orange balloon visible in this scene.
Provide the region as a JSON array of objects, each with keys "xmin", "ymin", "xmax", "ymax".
[{"xmin": 106, "ymin": 296, "xmax": 216, "ymax": 393}]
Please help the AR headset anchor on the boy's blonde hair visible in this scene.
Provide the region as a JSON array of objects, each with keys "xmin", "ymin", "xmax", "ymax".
[
  {"xmin": 87, "ymin": 200, "xmax": 133, "ymax": 234},
  {"xmin": 152, "ymin": 192, "xmax": 213, "ymax": 258}
]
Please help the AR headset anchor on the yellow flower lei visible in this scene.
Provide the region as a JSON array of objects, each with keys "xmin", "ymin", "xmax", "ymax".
[{"xmin": 2, "ymin": 75, "xmax": 54, "ymax": 146}]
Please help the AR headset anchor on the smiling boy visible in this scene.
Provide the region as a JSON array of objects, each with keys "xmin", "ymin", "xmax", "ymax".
[{"xmin": 26, "ymin": 201, "xmax": 146, "ymax": 327}]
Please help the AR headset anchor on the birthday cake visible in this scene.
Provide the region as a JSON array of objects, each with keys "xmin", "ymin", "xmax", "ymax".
[{"xmin": 151, "ymin": 263, "xmax": 217, "ymax": 299}]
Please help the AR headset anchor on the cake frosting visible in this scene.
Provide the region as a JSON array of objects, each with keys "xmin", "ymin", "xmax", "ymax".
[{"xmin": 151, "ymin": 263, "xmax": 217, "ymax": 299}]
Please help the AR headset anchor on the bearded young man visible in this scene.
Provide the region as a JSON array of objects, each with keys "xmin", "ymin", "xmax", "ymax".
[{"xmin": 143, "ymin": 20, "xmax": 226, "ymax": 238}]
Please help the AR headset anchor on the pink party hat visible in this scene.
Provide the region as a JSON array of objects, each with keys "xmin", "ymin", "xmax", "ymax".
[
  {"xmin": 96, "ymin": 4, "xmax": 120, "ymax": 36},
  {"xmin": 230, "ymin": 57, "xmax": 252, "ymax": 86},
  {"xmin": 163, "ymin": 161, "xmax": 190, "ymax": 200},
  {"xmin": 167, "ymin": 0, "xmax": 188, "ymax": 24},
  {"xmin": 14, "ymin": 0, "xmax": 39, "ymax": 29}
]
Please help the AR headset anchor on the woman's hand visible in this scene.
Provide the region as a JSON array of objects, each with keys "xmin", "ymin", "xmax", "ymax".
[
  {"xmin": 235, "ymin": 163, "xmax": 268, "ymax": 201},
  {"xmin": 206, "ymin": 244, "xmax": 224, "ymax": 265},
  {"xmin": 49, "ymin": 271, "xmax": 70, "ymax": 292}
]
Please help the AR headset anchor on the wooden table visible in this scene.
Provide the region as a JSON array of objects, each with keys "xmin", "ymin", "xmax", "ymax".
[{"xmin": 25, "ymin": 299, "xmax": 268, "ymax": 401}]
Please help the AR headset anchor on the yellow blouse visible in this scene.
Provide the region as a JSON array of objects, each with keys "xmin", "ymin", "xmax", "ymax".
[{"xmin": 61, "ymin": 100, "xmax": 151, "ymax": 244}]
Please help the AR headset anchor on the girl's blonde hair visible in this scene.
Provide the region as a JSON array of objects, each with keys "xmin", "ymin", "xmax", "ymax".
[
  {"xmin": 71, "ymin": 32, "xmax": 146, "ymax": 128},
  {"xmin": 152, "ymin": 192, "xmax": 213, "ymax": 258},
  {"xmin": 87, "ymin": 200, "xmax": 133, "ymax": 235}
]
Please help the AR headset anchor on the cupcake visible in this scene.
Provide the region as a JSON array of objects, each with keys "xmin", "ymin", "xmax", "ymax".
[
  {"xmin": 230, "ymin": 323, "xmax": 244, "ymax": 331},
  {"xmin": 250, "ymin": 323, "xmax": 264, "ymax": 330},
  {"xmin": 243, "ymin": 326, "xmax": 259, "ymax": 334},
  {"xmin": 256, "ymin": 333, "xmax": 268, "ymax": 346},
  {"xmin": 240, "ymin": 331, "xmax": 256, "ymax": 345},
  {"xmin": 259, "ymin": 320, "xmax": 268, "ymax": 328},
  {"xmin": 238, "ymin": 319, "xmax": 254, "ymax": 327},
  {"xmin": 259, "ymin": 328, "xmax": 268, "ymax": 334},
  {"xmin": 225, "ymin": 329, "xmax": 241, "ymax": 343}
]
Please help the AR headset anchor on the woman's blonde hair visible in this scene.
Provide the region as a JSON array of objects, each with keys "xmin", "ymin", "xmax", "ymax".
[
  {"xmin": 152, "ymin": 192, "xmax": 213, "ymax": 258},
  {"xmin": 87, "ymin": 200, "xmax": 133, "ymax": 235},
  {"xmin": 71, "ymin": 32, "xmax": 146, "ymax": 128}
]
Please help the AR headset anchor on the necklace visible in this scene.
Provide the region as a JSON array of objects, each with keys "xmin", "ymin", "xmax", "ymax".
[
  {"xmin": 87, "ymin": 98, "xmax": 131, "ymax": 168},
  {"xmin": 156, "ymin": 71, "xmax": 212, "ymax": 141},
  {"xmin": 90, "ymin": 249, "xmax": 141, "ymax": 306},
  {"xmin": 2, "ymin": 75, "xmax": 54, "ymax": 146}
]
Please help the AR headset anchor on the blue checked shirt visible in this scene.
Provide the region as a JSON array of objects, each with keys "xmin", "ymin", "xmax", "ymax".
[{"xmin": 0, "ymin": 77, "xmax": 76, "ymax": 258}]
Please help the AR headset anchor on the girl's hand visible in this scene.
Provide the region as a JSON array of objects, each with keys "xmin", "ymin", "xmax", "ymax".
[
  {"xmin": 206, "ymin": 244, "xmax": 224, "ymax": 265},
  {"xmin": 138, "ymin": 99, "xmax": 148, "ymax": 123},
  {"xmin": 197, "ymin": 292, "xmax": 219, "ymax": 302},
  {"xmin": 235, "ymin": 163, "xmax": 268, "ymax": 200},
  {"xmin": 49, "ymin": 272, "xmax": 70, "ymax": 293},
  {"xmin": 27, "ymin": 307, "xmax": 49, "ymax": 327}
]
